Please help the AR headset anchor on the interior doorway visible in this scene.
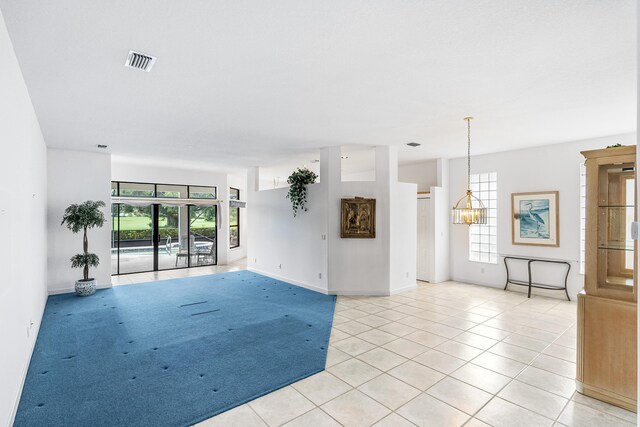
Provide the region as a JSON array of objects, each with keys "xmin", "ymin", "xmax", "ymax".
[{"xmin": 416, "ymin": 194, "xmax": 431, "ymax": 282}]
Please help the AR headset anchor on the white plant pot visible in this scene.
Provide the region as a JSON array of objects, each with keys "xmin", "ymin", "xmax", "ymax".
[{"xmin": 75, "ymin": 278, "xmax": 96, "ymax": 297}]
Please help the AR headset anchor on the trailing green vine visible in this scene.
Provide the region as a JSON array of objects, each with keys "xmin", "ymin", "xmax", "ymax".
[{"xmin": 286, "ymin": 167, "xmax": 318, "ymax": 216}]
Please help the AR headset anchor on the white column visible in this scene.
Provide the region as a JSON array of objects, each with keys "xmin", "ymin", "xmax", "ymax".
[
  {"xmin": 246, "ymin": 167, "xmax": 259, "ymax": 270},
  {"xmin": 321, "ymin": 147, "xmax": 341, "ymax": 293},
  {"xmin": 437, "ymin": 158, "xmax": 449, "ymax": 188}
]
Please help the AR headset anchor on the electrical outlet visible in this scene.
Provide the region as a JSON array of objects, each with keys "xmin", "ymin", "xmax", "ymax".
[
  {"xmin": 254, "ymin": 258, "xmax": 257, "ymax": 263},
  {"xmin": 318, "ymin": 273, "xmax": 322, "ymax": 279},
  {"xmin": 278, "ymin": 264, "xmax": 282, "ymax": 269}
]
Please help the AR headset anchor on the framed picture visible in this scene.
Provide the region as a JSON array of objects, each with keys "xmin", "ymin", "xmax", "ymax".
[
  {"xmin": 341, "ymin": 197, "xmax": 376, "ymax": 238},
  {"xmin": 512, "ymin": 191, "xmax": 559, "ymax": 247}
]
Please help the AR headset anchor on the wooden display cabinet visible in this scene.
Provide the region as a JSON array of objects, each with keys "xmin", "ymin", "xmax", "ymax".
[{"xmin": 577, "ymin": 145, "xmax": 637, "ymax": 412}]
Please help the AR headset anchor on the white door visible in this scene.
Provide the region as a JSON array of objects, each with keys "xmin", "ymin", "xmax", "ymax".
[{"xmin": 417, "ymin": 198, "xmax": 430, "ymax": 281}]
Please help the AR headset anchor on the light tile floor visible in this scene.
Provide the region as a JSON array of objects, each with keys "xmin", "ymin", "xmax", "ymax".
[{"xmin": 113, "ymin": 265, "xmax": 636, "ymax": 427}]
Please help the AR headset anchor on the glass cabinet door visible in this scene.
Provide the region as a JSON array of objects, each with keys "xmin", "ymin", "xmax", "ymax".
[{"xmin": 597, "ymin": 162, "xmax": 635, "ymax": 290}]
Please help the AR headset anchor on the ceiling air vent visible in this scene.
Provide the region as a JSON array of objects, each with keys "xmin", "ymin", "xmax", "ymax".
[
  {"xmin": 406, "ymin": 142, "xmax": 421, "ymax": 147},
  {"xmin": 124, "ymin": 50, "xmax": 156, "ymax": 72}
]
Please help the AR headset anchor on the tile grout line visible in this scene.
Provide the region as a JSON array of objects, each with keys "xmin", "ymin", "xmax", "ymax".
[
  {"xmin": 331, "ymin": 289, "xmax": 578, "ymax": 425},
  {"xmin": 246, "ymin": 403, "xmax": 271, "ymax": 426},
  {"xmin": 458, "ymin": 310, "xmax": 579, "ymax": 424},
  {"xmin": 333, "ymin": 307, "xmax": 577, "ymax": 391},
  {"xmin": 553, "ymin": 391, "xmax": 576, "ymax": 425}
]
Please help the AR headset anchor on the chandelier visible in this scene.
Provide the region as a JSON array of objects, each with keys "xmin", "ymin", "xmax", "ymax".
[{"xmin": 452, "ymin": 117, "xmax": 487, "ymax": 225}]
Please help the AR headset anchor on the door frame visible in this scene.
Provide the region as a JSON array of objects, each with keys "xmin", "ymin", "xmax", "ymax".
[{"xmin": 111, "ymin": 180, "xmax": 219, "ymax": 276}]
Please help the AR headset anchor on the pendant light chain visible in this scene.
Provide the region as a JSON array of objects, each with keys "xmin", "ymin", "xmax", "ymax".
[
  {"xmin": 467, "ymin": 117, "xmax": 471, "ymax": 191},
  {"xmin": 452, "ymin": 116, "xmax": 487, "ymax": 225}
]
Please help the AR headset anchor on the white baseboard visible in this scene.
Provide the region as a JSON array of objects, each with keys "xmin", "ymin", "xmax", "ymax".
[
  {"xmin": 247, "ymin": 267, "xmax": 329, "ymax": 295},
  {"xmin": 450, "ymin": 276, "xmax": 505, "ymax": 289},
  {"xmin": 451, "ymin": 276, "xmax": 574, "ymax": 301},
  {"xmin": 328, "ymin": 283, "xmax": 417, "ymax": 297},
  {"xmin": 48, "ymin": 283, "xmax": 112, "ymax": 296},
  {"xmin": 10, "ymin": 296, "xmax": 46, "ymax": 426},
  {"xmin": 390, "ymin": 283, "xmax": 418, "ymax": 295},
  {"xmin": 328, "ymin": 289, "xmax": 391, "ymax": 296}
]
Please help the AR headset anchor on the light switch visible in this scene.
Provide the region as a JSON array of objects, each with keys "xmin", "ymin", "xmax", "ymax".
[{"xmin": 632, "ymin": 222, "xmax": 638, "ymax": 240}]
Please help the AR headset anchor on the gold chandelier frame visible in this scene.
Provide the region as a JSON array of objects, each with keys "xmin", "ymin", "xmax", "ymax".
[{"xmin": 452, "ymin": 117, "xmax": 487, "ymax": 225}]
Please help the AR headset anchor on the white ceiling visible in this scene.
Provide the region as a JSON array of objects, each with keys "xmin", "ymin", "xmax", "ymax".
[{"xmin": 1, "ymin": 0, "xmax": 636, "ymax": 171}]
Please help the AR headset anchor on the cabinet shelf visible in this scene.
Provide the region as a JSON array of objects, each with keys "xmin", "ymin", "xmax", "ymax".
[
  {"xmin": 605, "ymin": 276, "xmax": 634, "ymax": 287},
  {"xmin": 598, "ymin": 244, "xmax": 634, "ymax": 252}
]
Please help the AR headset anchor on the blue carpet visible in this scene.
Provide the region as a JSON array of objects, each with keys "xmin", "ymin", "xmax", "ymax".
[{"xmin": 15, "ymin": 271, "xmax": 336, "ymax": 427}]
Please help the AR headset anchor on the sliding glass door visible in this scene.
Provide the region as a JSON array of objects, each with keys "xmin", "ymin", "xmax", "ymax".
[
  {"xmin": 111, "ymin": 181, "xmax": 218, "ymax": 275},
  {"xmin": 112, "ymin": 204, "xmax": 155, "ymax": 274},
  {"xmin": 190, "ymin": 206, "xmax": 217, "ymax": 267},
  {"xmin": 158, "ymin": 205, "xmax": 192, "ymax": 271}
]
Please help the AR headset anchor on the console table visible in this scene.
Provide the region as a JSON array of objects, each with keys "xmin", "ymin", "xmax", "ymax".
[{"xmin": 503, "ymin": 255, "xmax": 571, "ymax": 300}]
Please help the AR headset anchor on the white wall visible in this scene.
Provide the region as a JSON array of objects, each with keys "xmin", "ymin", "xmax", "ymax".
[
  {"xmin": 249, "ymin": 146, "xmax": 417, "ymax": 296},
  {"xmin": 111, "ymin": 160, "xmax": 229, "ymax": 189},
  {"xmin": 258, "ymin": 159, "xmax": 320, "ymax": 191},
  {"xmin": 329, "ymin": 147, "xmax": 417, "ymax": 295},
  {"xmin": 449, "ymin": 133, "xmax": 636, "ymax": 300},
  {"xmin": 112, "ymin": 159, "xmax": 247, "ymax": 265},
  {"xmin": 404, "ymin": 158, "xmax": 449, "ymax": 284},
  {"xmin": 399, "ymin": 160, "xmax": 439, "ymax": 192},
  {"xmin": 389, "ymin": 182, "xmax": 418, "ymax": 293},
  {"xmin": 47, "ymin": 149, "xmax": 111, "ymax": 294},
  {"xmin": 342, "ymin": 170, "xmax": 376, "ymax": 182},
  {"xmin": 431, "ymin": 186, "xmax": 451, "ymax": 283},
  {"xmin": 0, "ymin": 9, "xmax": 48, "ymax": 425},
  {"xmin": 247, "ymin": 178, "xmax": 328, "ymax": 292},
  {"xmin": 330, "ymin": 181, "xmax": 390, "ymax": 294},
  {"xmin": 324, "ymin": 147, "xmax": 382, "ymax": 294}
]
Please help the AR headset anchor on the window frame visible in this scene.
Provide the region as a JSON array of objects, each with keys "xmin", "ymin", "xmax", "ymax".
[
  {"xmin": 229, "ymin": 187, "xmax": 240, "ymax": 249},
  {"xmin": 112, "ymin": 181, "xmax": 217, "ymax": 200},
  {"xmin": 110, "ymin": 181, "xmax": 219, "ymax": 276}
]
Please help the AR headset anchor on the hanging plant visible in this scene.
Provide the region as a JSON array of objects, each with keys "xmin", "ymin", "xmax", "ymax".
[{"xmin": 286, "ymin": 167, "xmax": 318, "ymax": 216}]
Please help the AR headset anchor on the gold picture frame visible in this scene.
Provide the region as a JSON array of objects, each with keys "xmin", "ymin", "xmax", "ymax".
[
  {"xmin": 341, "ymin": 197, "xmax": 376, "ymax": 238},
  {"xmin": 511, "ymin": 191, "xmax": 559, "ymax": 247}
]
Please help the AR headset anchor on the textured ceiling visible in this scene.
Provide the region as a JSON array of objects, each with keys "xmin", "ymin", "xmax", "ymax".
[{"xmin": 0, "ymin": 0, "xmax": 635, "ymax": 171}]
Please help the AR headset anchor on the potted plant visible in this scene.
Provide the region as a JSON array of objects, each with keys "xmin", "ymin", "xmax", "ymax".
[
  {"xmin": 61, "ymin": 200, "xmax": 106, "ymax": 296},
  {"xmin": 286, "ymin": 167, "xmax": 318, "ymax": 216}
]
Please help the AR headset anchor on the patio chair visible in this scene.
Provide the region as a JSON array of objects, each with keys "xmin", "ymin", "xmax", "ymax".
[
  {"xmin": 165, "ymin": 235, "xmax": 172, "ymax": 255},
  {"xmin": 196, "ymin": 240, "xmax": 216, "ymax": 265},
  {"xmin": 175, "ymin": 236, "xmax": 196, "ymax": 266}
]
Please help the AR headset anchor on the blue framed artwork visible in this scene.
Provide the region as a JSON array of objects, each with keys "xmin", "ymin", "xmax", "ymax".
[{"xmin": 512, "ymin": 191, "xmax": 559, "ymax": 246}]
